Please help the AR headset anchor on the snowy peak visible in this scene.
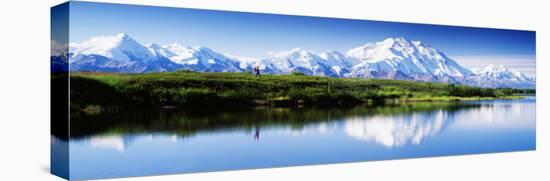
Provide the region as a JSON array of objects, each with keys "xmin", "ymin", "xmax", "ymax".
[
  {"xmin": 266, "ymin": 48, "xmax": 323, "ymax": 74},
  {"xmin": 479, "ymin": 64, "xmax": 508, "ymax": 73},
  {"xmin": 348, "ymin": 37, "xmax": 429, "ymax": 61},
  {"xmin": 114, "ymin": 33, "xmax": 132, "ymax": 43},
  {"xmin": 115, "ymin": 32, "xmax": 129, "ymax": 39},
  {"xmin": 264, "ymin": 48, "xmax": 358, "ymax": 76},
  {"xmin": 147, "ymin": 43, "xmax": 162, "ymax": 49},
  {"xmin": 147, "ymin": 43, "xmax": 176, "ymax": 58},
  {"xmin": 319, "ymin": 50, "xmax": 353, "ymax": 65},
  {"xmin": 381, "ymin": 37, "xmax": 414, "ymax": 48},
  {"xmin": 346, "ymin": 37, "xmax": 472, "ymax": 80},
  {"xmin": 155, "ymin": 44, "xmax": 243, "ymax": 72},
  {"xmin": 159, "ymin": 43, "xmax": 196, "ymax": 63},
  {"xmin": 163, "ymin": 43, "xmax": 187, "ymax": 51},
  {"xmin": 467, "ymin": 64, "xmax": 535, "ymax": 89},
  {"xmin": 271, "ymin": 48, "xmax": 316, "ymax": 58},
  {"xmin": 320, "ymin": 50, "xmax": 345, "ymax": 58},
  {"xmin": 347, "ymin": 37, "xmax": 439, "ymax": 61},
  {"xmin": 346, "ymin": 37, "xmax": 416, "ymax": 61},
  {"xmin": 75, "ymin": 33, "xmax": 135, "ymax": 53},
  {"xmin": 477, "ymin": 64, "xmax": 533, "ymax": 81},
  {"xmin": 62, "ymin": 33, "xmax": 535, "ymax": 89},
  {"xmin": 70, "ymin": 33, "xmax": 155, "ymax": 62}
]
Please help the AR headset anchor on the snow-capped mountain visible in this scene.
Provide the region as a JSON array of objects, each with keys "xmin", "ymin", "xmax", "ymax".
[
  {"xmin": 147, "ymin": 43, "xmax": 176, "ymax": 59},
  {"xmin": 70, "ymin": 33, "xmax": 156, "ymax": 63},
  {"xmin": 466, "ymin": 64, "xmax": 536, "ymax": 89},
  {"xmin": 264, "ymin": 48, "xmax": 346, "ymax": 77},
  {"xmin": 68, "ymin": 33, "xmax": 179, "ymax": 73},
  {"xmin": 319, "ymin": 50, "xmax": 358, "ymax": 76},
  {"xmin": 58, "ymin": 33, "xmax": 535, "ymax": 89},
  {"xmin": 160, "ymin": 43, "xmax": 243, "ymax": 72},
  {"xmin": 51, "ymin": 40, "xmax": 69, "ymax": 72},
  {"xmin": 346, "ymin": 37, "xmax": 473, "ymax": 83}
]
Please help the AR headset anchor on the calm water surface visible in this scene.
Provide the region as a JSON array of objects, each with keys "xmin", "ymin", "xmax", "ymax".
[{"xmin": 53, "ymin": 97, "xmax": 536, "ymax": 180}]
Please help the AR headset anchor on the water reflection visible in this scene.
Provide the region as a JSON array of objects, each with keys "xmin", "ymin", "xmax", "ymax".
[
  {"xmin": 56, "ymin": 98, "xmax": 535, "ymax": 180},
  {"xmin": 345, "ymin": 110, "xmax": 450, "ymax": 147},
  {"xmin": 453, "ymin": 99, "xmax": 536, "ymax": 129},
  {"xmin": 89, "ymin": 135, "xmax": 125, "ymax": 151},
  {"xmin": 63, "ymin": 102, "xmax": 485, "ymax": 149},
  {"xmin": 83, "ymin": 134, "xmax": 189, "ymax": 152},
  {"xmin": 253, "ymin": 127, "xmax": 260, "ymax": 141},
  {"xmin": 55, "ymin": 98, "xmax": 537, "ymax": 150}
]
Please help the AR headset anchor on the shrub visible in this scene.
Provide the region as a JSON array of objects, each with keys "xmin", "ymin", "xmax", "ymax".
[{"xmin": 291, "ymin": 71, "xmax": 307, "ymax": 76}]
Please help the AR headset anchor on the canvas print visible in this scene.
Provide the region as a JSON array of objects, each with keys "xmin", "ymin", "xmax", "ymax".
[{"xmin": 51, "ymin": 1, "xmax": 536, "ymax": 180}]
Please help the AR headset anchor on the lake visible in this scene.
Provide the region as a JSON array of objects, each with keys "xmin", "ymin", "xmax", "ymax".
[{"xmin": 52, "ymin": 97, "xmax": 536, "ymax": 180}]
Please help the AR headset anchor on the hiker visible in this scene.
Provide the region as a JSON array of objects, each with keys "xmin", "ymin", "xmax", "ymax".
[{"xmin": 254, "ymin": 65, "xmax": 261, "ymax": 78}]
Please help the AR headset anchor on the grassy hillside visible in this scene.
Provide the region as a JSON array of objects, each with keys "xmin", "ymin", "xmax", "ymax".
[{"xmin": 66, "ymin": 71, "xmax": 533, "ymax": 110}]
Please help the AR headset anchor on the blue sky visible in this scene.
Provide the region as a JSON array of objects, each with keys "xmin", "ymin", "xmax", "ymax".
[{"xmin": 68, "ymin": 1, "xmax": 535, "ymax": 72}]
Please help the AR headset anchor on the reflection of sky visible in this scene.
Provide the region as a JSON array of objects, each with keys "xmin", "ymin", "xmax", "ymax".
[
  {"xmin": 86, "ymin": 134, "xmax": 185, "ymax": 152},
  {"xmin": 451, "ymin": 99, "xmax": 536, "ymax": 129},
  {"xmin": 79, "ymin": 99, "xmax": 535, "ymax": 151},
  {"xmin": 66, "ymin": 99, "xmax": 536, "ymax": 180}
]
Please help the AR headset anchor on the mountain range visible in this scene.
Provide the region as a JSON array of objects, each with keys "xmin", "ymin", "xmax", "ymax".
[{"xmin": 51, "ymin": 33, "xmax": 535, "ymax": 89}]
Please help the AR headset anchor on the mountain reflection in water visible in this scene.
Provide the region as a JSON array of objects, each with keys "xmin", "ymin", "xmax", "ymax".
[
  {"xmin": 53, "ymin": 98, "xmax": 535, "ymax": 180},
  {"xmin": 60, "ymin": 102, "xmax": 491, "ymax": 149}
]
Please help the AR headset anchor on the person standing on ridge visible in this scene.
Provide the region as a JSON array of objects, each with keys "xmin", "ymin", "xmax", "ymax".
[{"xmin": 254, "ymin": 65, "xmax": 261, "ymax": 78}]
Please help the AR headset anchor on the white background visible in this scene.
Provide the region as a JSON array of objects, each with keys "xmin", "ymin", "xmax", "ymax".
[{"xmin": 0, "ymin": 0, "xmax": 548, "ymax": 180}]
